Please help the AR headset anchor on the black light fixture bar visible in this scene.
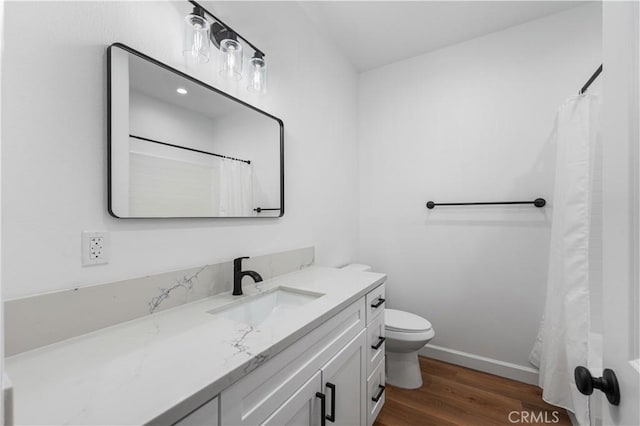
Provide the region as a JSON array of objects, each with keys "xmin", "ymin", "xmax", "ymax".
[
  {"xmin": 187, "ymin": 0, "xmax": 265, "ymax": 57},
  {"xmin": 426, "ymin": 198, "xmax": 546, "ymax": 209},
  {"xmin": 579, "ymin": 64, "xmax": 603, "ymax": 95},
  {"xmin": 130, "ymin": 134, "xmax": 251, "ymax": 165}
]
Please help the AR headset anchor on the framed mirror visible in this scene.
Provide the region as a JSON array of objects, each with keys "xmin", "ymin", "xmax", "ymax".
[{"xmin": 107, "ymin": 43, "xmax": 284, "ymax": 218}]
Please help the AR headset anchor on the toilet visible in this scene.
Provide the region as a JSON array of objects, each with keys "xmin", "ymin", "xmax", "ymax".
[
  {"xmin": 341, "ymin": 264, "xmax": 435, "ymax": 389},
  {"xmin": 384, "ymin": 308, "xmax": 435, "ymax": 389}
]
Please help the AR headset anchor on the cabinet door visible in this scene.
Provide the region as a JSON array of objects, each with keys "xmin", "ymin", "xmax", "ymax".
[
  {"xmin": 262, "ymin": 371, "xmax": 322, "ymax": 426},
  {"xmin": 321, "ymin": 330, "xmax": 367, "ymax": 426}
]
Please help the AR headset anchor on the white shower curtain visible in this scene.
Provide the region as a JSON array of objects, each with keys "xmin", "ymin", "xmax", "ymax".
[
  {"xmin": 530, "ymin": 94, "xmax": 601, "ymax": 426},
  {"xmin": 218, "ymin": 158, "xmax": 253, "ymax": 216}
]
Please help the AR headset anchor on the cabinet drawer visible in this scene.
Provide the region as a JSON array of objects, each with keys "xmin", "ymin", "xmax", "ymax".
[
  {"xmin": 365, "ymin": 284, "xmax": 386, "ymax": 324},
  {"xmin": 367, "ymin": 357, "xmax": 385, "ymax": 426},
  {"xmin": 366, "ymin": 312, "xmax": 385, "ymax": 376},
  {"xmin": 221, "ymin": 299, "xmax": 365, "ymax": 425},
  {"xmin": 173, "ymin": 396, "xmax": 219, "ymax": 426}
]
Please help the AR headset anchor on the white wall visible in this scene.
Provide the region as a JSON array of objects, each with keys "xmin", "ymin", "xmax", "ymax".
[
  {"xmin": 358, "ymin": 4, "xmax": 601, "ymax": 371},
  {"xmin": 2, "ymin": 1, "xmax": 359, "ymax": 299}
]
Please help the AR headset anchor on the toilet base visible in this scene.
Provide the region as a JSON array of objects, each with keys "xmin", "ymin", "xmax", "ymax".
[{"xmin": 385, "ymin": 350, "xmax": 423, "ymax": 389}]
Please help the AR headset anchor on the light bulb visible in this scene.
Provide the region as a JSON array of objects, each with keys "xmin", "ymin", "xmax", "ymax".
[
  {"xmin": 247, "ymin": 54, "xmax": 267, "ymax": 94},
  {"xmin": 219, "ymin": 39, "xmax": 243, "ymax": 81},
  {"xmin": 183, "ymin": 11, "xmax": 210, "ymax": 64}
]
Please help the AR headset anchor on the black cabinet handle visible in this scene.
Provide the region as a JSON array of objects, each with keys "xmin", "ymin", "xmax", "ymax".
[
  {"xmin": 371, "ymin": 336, "xmax": 386, "ymax": 350},
  {"xmin": 326, "ymin": 383, "xmax": 336, "ymax": 422},
  {"xmin": 316, "ymin": 392, "xmax": 326, "ymax": 426},
  {"xmin": 574, "ymin": 366, "xmax": 620, "ymax": 405},
  {"xmin": 371, "ymin": 385, "xmax": 386, "ymax": 402},
  {"xmin": 371, "ymin": 298, "xmax": 385, "ymax": 308}
]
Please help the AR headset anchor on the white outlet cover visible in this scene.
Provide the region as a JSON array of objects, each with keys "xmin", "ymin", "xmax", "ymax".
[{"xmin": 82, "ymin": 231, "xmax": 109, "ymax": 266}]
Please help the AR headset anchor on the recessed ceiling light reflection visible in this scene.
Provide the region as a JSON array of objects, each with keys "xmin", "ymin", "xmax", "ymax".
[{"xmin": 176, "ymin": 87, "xmax": 188, "ymax": 95}]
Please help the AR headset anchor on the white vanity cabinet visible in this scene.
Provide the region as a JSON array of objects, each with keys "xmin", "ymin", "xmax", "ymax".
[{"xmin": 173, "ymin": 283, "xmax": 385, "ymax": 426}]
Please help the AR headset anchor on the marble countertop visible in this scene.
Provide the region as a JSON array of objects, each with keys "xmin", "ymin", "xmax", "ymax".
[{"xmin": 5, "ymin": 267, "xmax": 386, "ymax": 426}]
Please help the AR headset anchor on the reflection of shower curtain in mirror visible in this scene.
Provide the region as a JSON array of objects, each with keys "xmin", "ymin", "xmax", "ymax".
[{"xmin": 218, "ymin": 159, "xmax": 253, "ymax": 216}]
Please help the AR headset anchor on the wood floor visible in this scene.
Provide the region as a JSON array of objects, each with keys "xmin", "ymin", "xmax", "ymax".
[{"xmin": 374, "ymin": 357, "xmax": 572, "ymax": 426}]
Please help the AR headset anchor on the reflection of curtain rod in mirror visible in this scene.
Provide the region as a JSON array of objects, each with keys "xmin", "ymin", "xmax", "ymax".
[{"xmin": 129, "ymin": 134, "xmax": 251, "ymax": 165}]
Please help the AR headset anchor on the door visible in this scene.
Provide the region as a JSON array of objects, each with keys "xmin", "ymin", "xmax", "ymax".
[
  {"xmin": 600, "ymin": 2, "xmax": 640, "ymax": 425},
  {"xmin": 321, "ymin": 330, "xmax": 367, "ymax": 426},
  {"xmin": 262, "ymin": 371, "xmax": 322, "ymax": 426}
]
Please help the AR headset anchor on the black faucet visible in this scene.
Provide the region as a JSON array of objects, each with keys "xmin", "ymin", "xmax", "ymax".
[{"xmin": 233, "ymin": 257, "xmax": 263, "ymax": 296}]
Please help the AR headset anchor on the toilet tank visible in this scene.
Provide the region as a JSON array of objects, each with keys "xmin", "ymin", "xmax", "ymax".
[{"xmin": 340, "ymin": 264, "xmax": 373, "ymax": 272}]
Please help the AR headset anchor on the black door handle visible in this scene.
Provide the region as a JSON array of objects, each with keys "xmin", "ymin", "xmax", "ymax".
[
  {"xmin": 316, "ymin": 392, "xmax": 326, "ymax": 426},
  {"xmin": 574, "ymin": 366, "xmax": 620, "ymax": 405},
  {"xmin": 371, "ymin": 336, "xmax": 386, "ymax": 350},
  {"xmin": 371, "ymin": 298, "xmax": 385, "ymax": 308},
  {"xmin": 372, "ymin": 385, "xmax": 386, "ymax": 402},
  {"xmin": 326, "ymin": 383, "xmax": 336, "ymax": 422}
]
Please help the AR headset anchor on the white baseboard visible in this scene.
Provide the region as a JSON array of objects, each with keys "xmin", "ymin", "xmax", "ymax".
[{"xmin": 418, "ymin": 344, "xmax": 539, "ymax": 385}]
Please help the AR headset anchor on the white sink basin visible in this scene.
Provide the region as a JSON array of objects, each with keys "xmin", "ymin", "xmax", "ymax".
[{"xmin": 208, "ymin": 287, "xmax": 324, "ymax": 326}]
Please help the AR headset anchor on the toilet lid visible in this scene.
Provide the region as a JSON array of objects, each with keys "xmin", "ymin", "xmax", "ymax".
[{"xmin": 385, "ymin": 309, "xmax": 432, "ymax": 333}]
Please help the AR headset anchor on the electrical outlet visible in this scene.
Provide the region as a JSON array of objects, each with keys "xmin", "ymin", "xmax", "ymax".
[{"xmin": 82, "ymin": 231, "xmax": 109, "ymax": 266}]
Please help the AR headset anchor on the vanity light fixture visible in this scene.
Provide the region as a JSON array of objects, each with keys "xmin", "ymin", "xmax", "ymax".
[
  {"xmin": 183, "ymin": 6, "xmax": 211, "ymax": 64},
  {"xmin": 176, "ymin": 87, "xmax": 188, "ymax": 95},
  {"xmin": 184, "ymin": 0, "xmax": 268, "ymax": 93}
]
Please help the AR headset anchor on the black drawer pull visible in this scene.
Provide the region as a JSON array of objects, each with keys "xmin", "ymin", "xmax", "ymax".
[
  {"xmin": 371, "ymin": 385, "xmax": 386, "ymax": 402},
  {"xmin": 326, "ymin": 383, "xmax": 336, "ymax": 422},
  {"xmin": 371, "ymin": 298, "xmax": 385, "ymax": 308},
  {"xmin": 316, "ymin": 392, "xmax": 326, "ymax": 426},
  {"xmin": 371, "ymin": 336, "xmax": 386, "ymax": 350}
]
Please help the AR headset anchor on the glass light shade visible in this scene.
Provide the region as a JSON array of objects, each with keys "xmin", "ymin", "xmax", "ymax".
[
  {"xmin": 219, "ymin": 39, "xmax": 243, "ymax": 80},
  {"xmin": 247, "ymin": 56, "xmax": 267, "ymax": 94},
  {"xmin": 183, "ymin": 14, "xmax": 210, "ymax": 64}
]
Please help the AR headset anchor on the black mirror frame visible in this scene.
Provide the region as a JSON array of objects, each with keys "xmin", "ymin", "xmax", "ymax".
[{"xmin": 107, "ymin": 42, "xmax": 284, "ymax": 219}]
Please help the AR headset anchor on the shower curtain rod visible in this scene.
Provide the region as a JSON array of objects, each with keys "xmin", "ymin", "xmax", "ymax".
[
  {"xmin": 579, "ymin": 64, "xmax": 603, "ymax": 95},
  {"xmin": 129, "ymin": 134, "xmax": 251, "ymax": 165}
]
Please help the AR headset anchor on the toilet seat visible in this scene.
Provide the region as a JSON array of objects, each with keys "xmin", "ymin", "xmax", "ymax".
[
  {"xmin": 385, "ymin": 308, "xmax": 432, "ymax": 333},
  {"xmin": 386, "ymin": 327, "xmax": 435, "ymax": 343}
]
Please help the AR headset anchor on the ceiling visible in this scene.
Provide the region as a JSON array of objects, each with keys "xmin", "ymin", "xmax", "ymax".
[
  {"xmin": 298, "ymin": 1, "xmax": 587, "ymax": 72},
  {"xmin": 128, "ymin": 49, "xmax": 243, "ymax": 120}
]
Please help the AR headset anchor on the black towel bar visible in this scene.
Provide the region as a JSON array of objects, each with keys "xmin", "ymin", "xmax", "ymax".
[{"xmin": 426, "ymin": 198, "xmax": 546, "ymax": 209}]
